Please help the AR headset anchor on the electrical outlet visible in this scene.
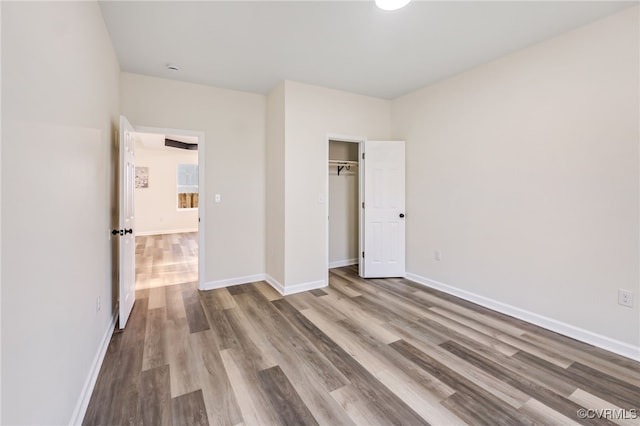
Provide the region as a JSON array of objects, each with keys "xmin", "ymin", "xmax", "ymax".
[
  {"xmin": 618, "ymin": 289, "xmax": 634, "ymax": 308},
  {"xmin": 434, "ymin": 250, "xmax": 441, "ymax": 261}
]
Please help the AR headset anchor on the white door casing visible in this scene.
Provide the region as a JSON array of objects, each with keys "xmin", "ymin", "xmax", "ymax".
[
  {"xmin": 362, "ymin": 140, "xmax": 406, "ymax": 278},
  {"xmin": 118, "ymin": 116, "xmax": 136, "ymax": 328}
]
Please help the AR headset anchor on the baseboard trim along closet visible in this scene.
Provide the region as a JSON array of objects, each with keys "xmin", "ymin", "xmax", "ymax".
[
  {"xmin": 265, "ymin": 275, "xmax": 327, "ymax": 296},
  {"xmin": 329, "ymin": 258, "xmax": 358, "ymax": 269},
  {"xmin": 201, "ymin": 274, "xmax": 267, "ymax": 291},
  {"xmin": 264, "ymin": 274, "xmax": 284, "ymax": 294},
  {"xmin": 203, "ymin": 274, "xmax": 326, "ymax": 296},
  {"xmin": 69, "ymin": 312, "xmax": 118, "ymax": 425},
  {"xmin": 405, "ymin": 272, "xmax": 640, "ymax": 362}
]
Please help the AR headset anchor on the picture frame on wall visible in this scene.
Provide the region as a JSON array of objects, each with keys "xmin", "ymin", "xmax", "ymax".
[{"xmin": 135, "ymin": 166, "xmax": 149, "ymax": 188}]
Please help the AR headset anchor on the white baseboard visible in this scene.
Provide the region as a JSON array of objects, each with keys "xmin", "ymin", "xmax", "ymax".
[
  {"xmin": 329, "ymin": 258, "xmax": 358, "ymax": 269},
  {"xmin": 203, "ymin": 272, "xmax": 327, "ymax": 297},
  {"xmin": 265, "ymin": 275, "xmax": 326, "ymax": 296},
  {"xmin": 265, "ymin": 274, "xmax": 285, "ymax": 295},
  {"xmin": 201, "ymin": 274, "xmax": 266, "ymax": 291},
  {"xmin": 135, "ymin": 228, "xmax": 198, "ymax": 236},
  {"xmin": 406, "ymin": 272, "xmax": 640, "ymax": 362},
  {"xmin": 69, "ymin": 312, "xmax": 117, "ymax": 425},
  {"xmin": 282, "ymin": 280, "xmax": 327, "ymax": 296}
]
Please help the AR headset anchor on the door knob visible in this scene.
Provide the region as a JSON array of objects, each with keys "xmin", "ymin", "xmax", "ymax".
[
  {"xmin": 124, "ymin": 228, "xmax": 133, "ymax": 235},
  {"xmin": 399, "ymin": 213, "xmax": 405, "ymax": 218}
]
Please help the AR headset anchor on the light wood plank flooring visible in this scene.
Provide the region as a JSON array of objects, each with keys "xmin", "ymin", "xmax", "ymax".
[
  {"xmin": 84, "ymin": 265, "xmax": 640, "ymax": 425},
  {"xmin": 135, "ymin": 233, "xmax": 198, "ymax": 290}
]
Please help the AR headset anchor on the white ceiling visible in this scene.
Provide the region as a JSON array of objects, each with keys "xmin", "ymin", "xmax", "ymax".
[{"xmin": 99, "ymin": 1, "xmax": 635, "ymax": 99}]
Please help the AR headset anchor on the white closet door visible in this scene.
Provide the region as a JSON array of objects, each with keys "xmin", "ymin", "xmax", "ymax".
[{"xmin": 362, "ymin": 140, "xmax": 405, "ymax": 278}]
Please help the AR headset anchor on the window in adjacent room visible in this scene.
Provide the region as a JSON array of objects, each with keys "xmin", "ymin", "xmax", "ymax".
[{"xmin": 177, "ymin": 164, "xmax": 198, "ymax": 209}]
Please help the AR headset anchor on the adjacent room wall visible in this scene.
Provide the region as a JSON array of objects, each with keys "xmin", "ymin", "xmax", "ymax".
[
  {"xmin": 266, "ymin": 83, "xmax": 286, "ymax": 286},
  {"xmin": 392, "ymin": 6, "xmax": 640, "ymax": 352},
  {"xmin": 134, "ymin": 138, "xmax": 198, "ymax": 235},
  {"xmin": 328, "ymin": 141, "xmax": 359, "ymax": 267},
  {"xmin": 1, "ymin": 2, "xmax": 120, "ymax": 424},
  {"xmin": 283, "ymin": 81, "xmax": 390, "ymax": 290},
  {"xmin": 120, "ymin": 72, "xmax": 266, "ymax": 286}
]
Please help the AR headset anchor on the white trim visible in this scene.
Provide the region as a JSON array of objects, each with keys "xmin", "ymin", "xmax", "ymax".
[
  {"xmin": 282, "ymin": 280, "xmax": 327, "ymax": 295},
  {"xmin": 329, "ymin": 258, "xmax": 358, "ymax": 269},
  {"xmin": 326, "ymin": 134, "xmax": 367, "ymax": 144},
  {"xmin": 69, "ymin": 312, "xmax": 117, "ymax": 425},
  {"xmin": 200, "ymin": 270, "xmax": 330, "ymax": 297},
  {"xmin": 406, "ymin": 272, "xmax": 640, "ymax": 362},
  {"xmin": 135, "ymin": 228, "xmax": 198, "ymax": 236},
  {"xmin": 202, "ymin": 274, "xmax": 326, "ymax": 296},
  {"xmin": 325, "ymin": 136, "xmax": 330, "ymax": 286},
  {"xmin": 357, "ymin": 141, "xmax": 365, "ymax": 278},
  {"xmin": 198, "ymin": 135, "xmax": 205, "ymax": 291},
  {"xmin": 265, "ymin": 275, "xmax": 327, "ymax": 296},
  {"xmin": 201, "ymin": 274, "xmax": 267, "ymax": 291},
  {"xmin": 265, "ymin": 274, "xmax": 285, "ymax": 295}
]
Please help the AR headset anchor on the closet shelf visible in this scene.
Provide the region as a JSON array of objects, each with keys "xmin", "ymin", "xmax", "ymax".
[
  {"xmin": 329, "ymin": 160, "xmax": 358, "ymax": 176},
  {"xmin": 328, "ymin": 160, "xmax": 358, "ymax": 165}
]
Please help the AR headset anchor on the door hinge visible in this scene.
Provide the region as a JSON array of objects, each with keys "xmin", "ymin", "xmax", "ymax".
[
  {"xmin": 362, "ymin": 202, "xmax": 365, "ymax": 209},
  {"xmin": 362, "ymin": 251, "xmax": 365, "ymax": 258},
  {"xmin": 362, "ymin": 153, "xmax": 365, "ymax": 160}
]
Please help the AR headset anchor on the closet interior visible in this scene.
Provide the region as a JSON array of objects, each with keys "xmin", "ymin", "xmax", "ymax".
[{"xmin": 328, "ymin": 140, "xmax": 360, "ymax": 268}]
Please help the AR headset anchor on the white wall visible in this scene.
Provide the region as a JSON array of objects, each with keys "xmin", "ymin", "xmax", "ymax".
[
  {"xmin": 134, "ymin": 139, "xmax": 198, "ymax": 235},
  {"xmin": 1, "ymin": 2, "xmax": 120, "ymax": 424},
  {"xmin": 392, "ymin": 6, "xmax": 640, "ymax": 352},
  {"xmin": 329, "ymin": 141, "xmax": 359, "ymax": 267},
  {"xmin": 120, "ymin": 73, "xmax": 266, "ymax": 285},
  {"xmin": 266, "ymin": 83, "xmax": 286, "ymax": 285},
  {"xmin": 283, "ymin": 81, "xmax": 390, "ymax": 289}
]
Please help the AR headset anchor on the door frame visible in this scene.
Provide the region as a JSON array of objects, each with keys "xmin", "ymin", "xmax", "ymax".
[
  {"xmin": 325, "ymin": 134, "xmax": 366, "ymax": 284},
  {"xmin": 135, "ymin": 125, "xmax": 206, "ymax": 290}
]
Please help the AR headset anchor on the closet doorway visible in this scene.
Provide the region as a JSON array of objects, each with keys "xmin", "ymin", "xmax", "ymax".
[{"xmin": 327, "ymin": 136, "xmax": 364, "ymax": 279}]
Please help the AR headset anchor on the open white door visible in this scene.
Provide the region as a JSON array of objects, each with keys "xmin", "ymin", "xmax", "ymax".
[
  {"xmin": 362, "ymin": 140, "xmax": 405, "ymax": 278},
  {"xmin": 118, "ymin": 116, "xmax": 136, "ymax": 328}
]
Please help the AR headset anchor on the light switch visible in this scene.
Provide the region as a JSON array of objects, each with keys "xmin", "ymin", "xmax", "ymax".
[{"xmin": 215, "ymin": 193, "xmax": 221, "ymax": 203}]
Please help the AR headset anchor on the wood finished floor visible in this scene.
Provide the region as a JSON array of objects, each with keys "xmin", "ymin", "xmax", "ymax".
[
  {"xmin": 135, "ymin": 233, "xmax": 198, "ymax": 290},
  {"xmin": 85, "ymin": 266, "xmax": 640, "ymax": 425}
]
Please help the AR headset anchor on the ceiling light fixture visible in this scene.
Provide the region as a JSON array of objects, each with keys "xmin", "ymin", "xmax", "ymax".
[{"xmin": 375, "ymin": 0, "xmax": 411, "ymax": 11}]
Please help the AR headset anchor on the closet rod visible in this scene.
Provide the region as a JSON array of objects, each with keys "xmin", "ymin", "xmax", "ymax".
[{"xmin": 328, "ymin": 160, "xmax": 358, "ymax": 176}]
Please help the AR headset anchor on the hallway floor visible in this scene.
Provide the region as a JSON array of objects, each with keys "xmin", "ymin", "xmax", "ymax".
[{"xmin": 135, "ymin": 232, "xmax": 198, "ymax": 290}]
